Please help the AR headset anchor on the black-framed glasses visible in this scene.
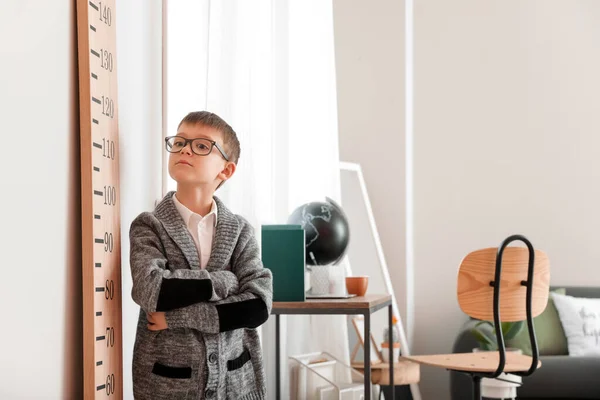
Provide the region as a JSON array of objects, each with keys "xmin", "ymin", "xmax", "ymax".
[{"xmin": 165, "ymin": 136, "xmax": 229, "ymax": 161}]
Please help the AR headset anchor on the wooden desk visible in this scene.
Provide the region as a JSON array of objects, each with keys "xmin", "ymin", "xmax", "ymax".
[{"xmin": 271, "ymin": 294, "xmax": 394, "ymax": 400}]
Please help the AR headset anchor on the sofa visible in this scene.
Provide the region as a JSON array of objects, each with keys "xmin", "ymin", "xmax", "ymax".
[{"xmin": 450, "ymin": 286, "xmax": 600, "ymax": 400}]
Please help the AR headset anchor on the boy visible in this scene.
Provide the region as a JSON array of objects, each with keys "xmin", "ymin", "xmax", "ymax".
[{"xmin": 129, "ymin": 111, "xmax": 273, "ymax": 400}]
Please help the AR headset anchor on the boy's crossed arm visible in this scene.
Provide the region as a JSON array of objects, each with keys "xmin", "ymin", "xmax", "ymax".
[
  {"xmin": 129, "ymin": 213, "xmax": 240, "ymax": 314},
  {"xmin": 164, "ymin": 222, "xmax": 273, "ymax": 334},
  {"xmin": 130, "ymin": 213, "xmax": 273, "ymax": 333}
]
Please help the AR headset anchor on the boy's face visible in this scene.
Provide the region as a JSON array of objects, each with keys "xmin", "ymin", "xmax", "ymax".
[{"xmin": 168, "ymin": 123, "xmax": 235, "ymax": 190}]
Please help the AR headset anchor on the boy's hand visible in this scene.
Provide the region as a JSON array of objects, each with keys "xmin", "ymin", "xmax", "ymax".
[{"xmin": 147, "ymin": 312, "xmax": 168, "ymax": 331}]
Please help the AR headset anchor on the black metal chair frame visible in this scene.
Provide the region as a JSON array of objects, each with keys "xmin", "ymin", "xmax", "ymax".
[{"xmin": 456, "ymin": 234, "xmax": 541, "ymax": 400}]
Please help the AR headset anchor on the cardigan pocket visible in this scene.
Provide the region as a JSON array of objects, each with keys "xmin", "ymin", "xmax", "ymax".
[
  {"xmin": 152, "ymin": 362, "xmax": 192, "ymax": 379},
  {"xmin": 145, "ymin": 361, "xmax": 197, "ymax": 400},
  {"xmin": 226, "ymin": 348, "xmax": 256, "ymax": 400},
  {"xmin": 227, "ymin": 348, "xmax": 251, "ymax": 371}
]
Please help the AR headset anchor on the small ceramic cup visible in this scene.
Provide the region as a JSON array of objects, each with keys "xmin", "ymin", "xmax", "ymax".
[{"xmin": 345, "ymin": 276, "xmax": 369, "ymax": 296}]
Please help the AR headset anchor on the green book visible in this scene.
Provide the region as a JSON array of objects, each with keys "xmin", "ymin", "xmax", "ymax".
[{"xmin": 261, "ymin": 225, "xmax": 305, "ymax": 302}]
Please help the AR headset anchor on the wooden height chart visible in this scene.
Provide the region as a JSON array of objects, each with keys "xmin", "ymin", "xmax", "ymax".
[{"xmin": 76, "ymin": 0, "xmax": 122, "ymax": 398}]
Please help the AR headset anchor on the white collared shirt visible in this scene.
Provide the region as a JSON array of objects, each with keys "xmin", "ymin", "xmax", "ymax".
[{"xmin": 172, "ymin": 194, "xmax": 218, "ymax": 269}]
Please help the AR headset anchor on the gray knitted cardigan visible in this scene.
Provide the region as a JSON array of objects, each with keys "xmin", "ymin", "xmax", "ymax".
[{"xmin": 129, "ymin": 191, "xmax": 273, "ymax": 400}]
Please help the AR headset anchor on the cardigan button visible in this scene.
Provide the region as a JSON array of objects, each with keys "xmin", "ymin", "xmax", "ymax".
[
  {"xmin": 205, "ymin": 389, "xmax": 215, "ymax": 398},
  {"xmin": 209, "ymin": 352, "xmax": 218, "ymax": 364}
]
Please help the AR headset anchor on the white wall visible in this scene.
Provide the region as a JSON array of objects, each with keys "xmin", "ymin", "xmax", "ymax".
[
  {"xmin": 0, "ymin": 1, "xmax": 161, "ymax": 398},
  {"xmin": 332, "ymin": 0, "xmax": 410, "ymax": 340},
  {"xmin": 0, "ymin": 1, "xmax": 81, "ymax": 397},
  {"xmin": 414, "ymin": 1, "xmax": 600, "ymax": 398},
  {"xmin": 334, "ymin": 1, "xmax": 600, "ymax": 399}
]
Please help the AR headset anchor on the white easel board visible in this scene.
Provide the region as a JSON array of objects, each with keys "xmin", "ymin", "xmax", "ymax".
[{"xmin": 339, "ymin": 162, "xmax": 421, "ymax": 400}]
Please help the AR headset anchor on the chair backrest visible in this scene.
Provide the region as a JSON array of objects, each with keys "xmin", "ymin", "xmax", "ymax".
[{"xmin": 457, "ymin": 246, "xmax": 550, "ymax": 322}]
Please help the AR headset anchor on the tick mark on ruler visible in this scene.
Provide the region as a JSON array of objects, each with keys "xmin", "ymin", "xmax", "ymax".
[
  {"xmin": 95, "ymin": 263, "xmax": 102, "ymax": 268},
  {"xmin": 96, "ymin": 361, "xmax": 103, "ymax": 366},
  {"xmin": 92, "ymin": 118, "xmax": 99, "ymax": 125},
  {"xmin": 93, "ymin": 142, "xmax": 102, "ymax": 149},
  {"xmin": 96, "ymin": 287, "xmax": 105, "ymax": 292},
  {"xmin": 92, "ymin": 97, "xmax": 101, "ymax": 105},
  {"xmin": 91, "ymin": 49, "xmax": 100, "ymax": 58},
  {"xmin": 97, "ymin": 384, "xmax": 106, "ymax": 391},
  {"xmin": 93, "ymin": 167, "xmax": 100, "ymax": 172},
  {"xmin": 96, "ymin": 311, "xmax": 102, "ymax": 316},
  {"xmin": 94, "ymin": 214, "xmax": 101, "ymax": 219},
  {"xmin": 90, "ymin": 25, "xmax": 96, "ymax": 32},
  {"xmin": 89, "ymin": 1, "xmax": 99, "ymax": 11},
  {"xmin": 96, "ymin": 335, "xmax": 105, "ymax": 341},
  {"xmin": 95, "ymin": 238, "xmax": 104, "ymax": 244},
  {"xmin": 91, "ymin": 73, "xmax": 98, "ymax": 80},
  {"xmin": 94, "ymin": 190, "xmax": 103, "ymax": 196}
]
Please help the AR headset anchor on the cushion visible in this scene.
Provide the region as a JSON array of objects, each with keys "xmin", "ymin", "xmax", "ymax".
[
  {"xmin": 507, "ymin": 288, "xmax": 568, "ymax": 356},
  {"xmin": 551, "ymin": 292, "xmax": 600, "ymax": 356}
]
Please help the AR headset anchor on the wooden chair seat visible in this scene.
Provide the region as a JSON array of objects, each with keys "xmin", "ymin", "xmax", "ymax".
[
  {"xmin": 409, "ymin": 236, "xmax": 549, "ymax": 399},
  {"xmin": 401, "ymin": 351, "xmax": 541, "ymax": 373}
]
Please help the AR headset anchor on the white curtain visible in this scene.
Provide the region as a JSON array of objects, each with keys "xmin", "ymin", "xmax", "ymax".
[{"xmin": 164, "ymin": 0, "xmax": 348, "ymax": 398}]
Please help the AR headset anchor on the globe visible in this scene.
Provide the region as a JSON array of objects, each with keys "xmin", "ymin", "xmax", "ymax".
[{"xmin": 287, "ymin": 197, "xmax": 350, "ymax": 266}]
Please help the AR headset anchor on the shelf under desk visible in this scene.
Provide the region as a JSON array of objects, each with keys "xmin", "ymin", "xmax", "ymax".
[{"xmin": 351, "ymin": 361, "xmax": 421, "ymax": 386}]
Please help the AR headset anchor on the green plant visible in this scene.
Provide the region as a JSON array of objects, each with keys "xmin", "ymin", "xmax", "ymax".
[{"xmin": 471, "ymin": 320, "xmax": 525, "ymax": 351}]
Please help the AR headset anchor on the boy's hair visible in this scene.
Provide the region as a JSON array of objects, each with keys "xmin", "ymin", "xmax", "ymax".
[{"xmin": 178, "ymin": 111, "xmax": 241, "ymax": 164}]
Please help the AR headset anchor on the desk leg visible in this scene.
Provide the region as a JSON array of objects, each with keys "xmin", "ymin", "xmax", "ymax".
[
  {"xmin": 389, "ymin": 304, "xmax": 395, "ymax": 400},
  {"xmin": 364, "ymin": 312, "xmax": 371, "ymax": 400},
  {"xmin": 276, "ymin": 314, "xmax": 280, "ymax": 400}
]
